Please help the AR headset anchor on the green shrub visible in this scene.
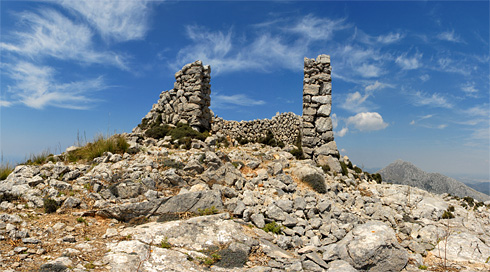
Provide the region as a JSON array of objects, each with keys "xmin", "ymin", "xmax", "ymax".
[
  {"xmin": 66, "ymin": 135, "xmax": 129, "ymax": 162},
  {"xmin": 290, "ymin": 148, "xmax": 304, "ymax": 160},
  {"xmin": 0, "ymin": 163, "xmax": 14, "ymax": 180},
  {"xmin": 302, "ymin": 174, "xmax": 327, "ymax": 193},
  {"xmin": 145, "ymin": 125, "xmax": 170, "ymax": 139},
  {"xmin": 339, "ymin": 161, "xmax": 349, "ymax": 176},
  {"xmin": 262, "ymin": 221, "xmax": 283, "ymax": 234},
  {"xmin": 347, "ymin": 161, "xmax": 353, "ymax": 169},
  {"xmin": 236, "ymin": 137, "xmax": 249, "ymax": 145},
  {"xmin": 43, "ymin": 198, "xmax": 59, "ymax": 213},
  {"xmin": 448, "ymin": 205, "xmax": 455, "ymax": 212},
  {"xmin": 0, "ymin": 192, "xmax": 20, "ymax": 202},
  {"xmin": 371, "ymin": 173, "xmax": 382, "ymax": 184},
  {"xmin": 170, "ymin": 123, "xmax": 207, "ymax": 142},
  {"xmin": 418, "ymin": 265, "xmax": 427, "ymax": 270},
  {"xmin": 321, "ymin": 165, "xmax": 330, "ymax": 173},
  {"xmin": 203, "ymin": 253, "xmax": 221, "ymax": 266},
  {"xmin": 442, "ymin": 210, "xmax": 455, "ymax": 219},
  {"xmin": 463, "ymin": 196, "xmax": 475, "ymax": 207},
  {"xmin": 353, "ymin": 166, "xmax": 363, "ymax": 173}
]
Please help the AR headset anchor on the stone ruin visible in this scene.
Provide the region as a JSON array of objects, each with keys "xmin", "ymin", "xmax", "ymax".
[{"xmin": 134, "ymin": 54, "xmax": 341, "ymax": 171}]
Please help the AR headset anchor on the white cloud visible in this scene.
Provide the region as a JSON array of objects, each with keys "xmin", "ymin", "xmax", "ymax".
[
  {"xmin": 461, "ymin": 83, "xmax": 478, "ymax": 97},
  {"xmin": 464, "ymin": 104, "xmax": 489, "ymax": 117},
  {"xmin": 341, "ymin": 80, "xmax": 390, "ymax": 112},
  {"xmin": 288, "ymin": 14, "xmax": 348, "ymax": 41},
  {"xmin": 412, "ymin": 91, "xmax": 453, "ymax": 108},
  {"xmin": 395, "ymin": 53, "xmax": 422, "ymax": 70},
  {"xmin": 336, "ymin": 127, "xmax": 349, "ymax": 137},
  {"xmin": 0, "ymin": 100, "xmax": 13, "ymax": 107},
  {"xmin": 1, "ymin": 9, "xmax": 127, "ymax": 69},
  {"xmin": 420, "ymin": 74, "xmax": 430, "ymax": 82},
  {"xmin": 410, "ymin": 120, "xmax": 415, "ymax": 125},
  {"xmin": 356, "ymin": 63, "xmax": 383, "ymax": 78},
  {"xmin": 59, "ymin": 0, "xmax": 152, "ymax": 42},
  {"xmin": 376, "ymin": 32, "xmax": 403, "ymax": 44},
  {"xmin": 437, "ymin": 30, "xmax": 463, "ymax": 43},
  {"xmin": 437, "ymin": 124, "xmax": 448, "ymax": 129},
  {"xmin": 346, "ymin": 112, "xmax": 388, "ymax": 131},
  {"xmin": 211, "ymin": 93, "xmax": 265, "ymax": 109},
  {"xmin": 4, "ymin": 61, "xmax": 106, "ymax": 109},
  {"xmin": 331, "ymin": 113, "xmax": 338, "ymax": 129}
]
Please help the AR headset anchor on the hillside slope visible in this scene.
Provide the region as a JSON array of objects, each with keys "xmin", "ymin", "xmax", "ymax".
[{"xmin": 378, "ymin": 160, "xmax": 490, "ymax": 202}]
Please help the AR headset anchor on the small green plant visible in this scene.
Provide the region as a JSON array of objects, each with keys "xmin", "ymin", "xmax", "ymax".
[
  {"xmin": 418, "ymin": 264, "xmax": 427, "ymax": 270},
  {"xmin": 353, "ymin": 166, "xmax": 363, "ymax": 173},
  {"xmin": 447, "ymin": 205, "xmax": 455, "ymax": 212},
  {"xmin": 231, "ymin": 161, "xmax": 243, "ymax": 169},
  {"xmin": 339, "ymin": 161, "xmax": 349, "ymax": 176},
  {"xmin": 302, "ymin": 174, "xmax": 326, "ymax": 193},
  {"xmin": 0, "ymin": 163, "xmax": 14, "ymax": 180},
  {"xmin": 441, "ymin": 210, "xmax": 455, "ymax": 219},
  {"xmin": 24, "ymin": 150, "xmax": 52, "ymax": 165},
  {"xmin": 203, "ymin": 253, "xmax": 221, "ymax": 266},
  {"xmin": 289, "ymin": 132, "xmax": 305, "ymax": 160},
  {"xmin": 198, "ymin": 206, "xmax": 219, "ymax": 216},
  {"xmin": 76, "ymin": 217, "xmax": 87, "ymax": 225},
  {"xmin": 371, "ymin": 173, "xmax": 382, "ymax": 184},
  {"xmin": 486, "ymin": 255, "xmax": 489, "ymax": 263},
  {"xmin": 84, "ymin": 262, "xmax": 96, "ymax": 269},
  {"xmin": 160, "ymin": 237, "xmax": 171, "ymax": 249},
  {"xmin": 43, "ymin": 198, "xmax": 59, "ymax": 213},
  {"xmin": 320, "ymin": 165, "xmax": 330, "ymax": 173},
  {"xmin": 262, "ymin": 221, "xmax": 283, "ymax": 234},
  {"xmin": 463, "ymin": 196, "xmax": 474, "ymax": 207},
  {"xmin": 83, "ymin": 183, "xmax": 93, "ymax": 192}
]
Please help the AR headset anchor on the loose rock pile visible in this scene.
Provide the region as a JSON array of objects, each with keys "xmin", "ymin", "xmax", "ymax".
[{"xmin": 0, "ymin": 135, "xmax": 489, "ymax": 271}]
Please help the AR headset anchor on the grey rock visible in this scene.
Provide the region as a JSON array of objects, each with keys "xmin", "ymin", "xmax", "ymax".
[
  {"xmin": 336, "ymin": 220, "xmax": 408, "ymax": 271},
  {"xmin": 251, "ymin": 213, "xmax": 265, "ymax": 228},
  {"xmin": 266, "ymin": 204, "xmax": 287, "ymax": 221},
  {"xmin": 327, "ymin": 260, "xmax": 358, "ymax": 272}
]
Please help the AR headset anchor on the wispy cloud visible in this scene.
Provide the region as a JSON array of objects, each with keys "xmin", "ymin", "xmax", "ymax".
[
  {"xmin": 464, "ymin": 104, "xmax": 489, "ymax": 117},
  {"xmin": 420, "ymin": 74, "xmax": 430, "ymax": 82},
  {"xmin": 341, "ymin": 80, "xmax": 391, "ymax": 112},
  {"xmin": 0, "ymin": 100, "xmax": 13, "ymax": 107},
  {"xmin": 336, "ymin": 127, "xmax": 349, "ymax": 137},
  {"xmin": 287, "ymin": 14, "xmax": 348, "ymax": 41},
  {"xmin": 4, "ymin": 62, "xmax": 106, "ymax": 109},
  {"xmin": 346, "ymin": 112, "xmax": 388, "ymax": 132},
  {"xmin": 358, "ymin": 30, "xmax": 404, "ymax": 45},
  {"xmin": 437, "ymin": 30, "xmax": 463, "ymax": 43},
  {"xmin": 461, "ymin": 82, "xmax": 478, "ymax": 97},
  {"xmin": 411, "ymin": 91, "xmax": 453, "ymax": 108},
  {"xmin": 211, "ymin": 93, "xmax": 265, "ymax": 109},
  {"xmin": 0, "ymin": 9, "xmax": 127, "ymax": 69},
  {"xmin": 395, "ymin": 52, "xmax": 423, "ymax": 70},
  {"xmin": 59, "ymin": 0, "xmax": 152, "ymax": 42}
]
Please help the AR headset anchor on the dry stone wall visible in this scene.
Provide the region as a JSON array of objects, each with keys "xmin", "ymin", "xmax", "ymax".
[
  {"xmin": 211, "ymin": 112, "xmax": 302, "ymax": 145},
  {"xmin": 133, "ymin": 60, "xmax": 212, "ymax": 133}
]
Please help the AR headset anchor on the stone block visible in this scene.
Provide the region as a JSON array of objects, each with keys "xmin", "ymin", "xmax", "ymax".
[
  {"xmin": 317, "ymin": 104, "xmax": 331, "ymax": 117},
  {"xmin": 315, "ymin": 117, "xmax": 333, "ymax": 133},
  {"xmin": 303, "ymin": 107, "xmax": 316, "ymax": 116},
  {"xmin": 316, "ymin": 54, "xmax": 330, "ymax": 64},
  {"xmin": 304, "ymin": 84, "xmax": 320, "ymax": 95},
  {"xmin": 320, "ymin": 131, "xmax": 334, "ymax": 142},
  {"xmin": 311, "ymin": 95, "xmax": 331, "ymax": 105},
  {"xmin": 320, "ymin": 83, "xmax": 332, "ymax": 95}
]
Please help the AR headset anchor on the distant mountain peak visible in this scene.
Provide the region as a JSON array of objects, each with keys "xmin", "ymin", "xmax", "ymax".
[{"xmin": 378, "ymin": 160, "xmax": 490, "ymax": 202}]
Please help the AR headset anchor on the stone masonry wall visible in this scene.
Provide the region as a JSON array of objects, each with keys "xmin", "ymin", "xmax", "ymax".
[
  {"xmin": 211, "ymin": 112, "xmax": 302, "ymax": 145},
  {"xmin": 301, "ymin": 55, "xmax": 341, "ymax": 171},
  {"xmin": 135, "ymin": 55, "xmax": 340, "ymax": 170},
  {"xmin": 133, "ymin": 61, "xmax": 212, "ymax": 133}
]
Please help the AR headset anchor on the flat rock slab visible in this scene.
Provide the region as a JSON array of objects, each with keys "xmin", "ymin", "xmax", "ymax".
[{"xmin": 433, "ymin": 232, "xmax": 490, "ymax": 263}]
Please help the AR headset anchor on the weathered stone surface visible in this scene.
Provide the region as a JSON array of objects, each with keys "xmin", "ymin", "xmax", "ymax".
[
  {"xmin": 315, "ymin": 117, "xmax": 333, "ymax": 133},
  {"xmin": 326, "ymin": 260, "xmax": 358, "ymax": 272},
  {"xmin": 335, "ymin": 220, "xmax": 408, "ymax": 271},
  {"xmin": 304, "ymin": 84, "xmax": 320, "ymax": 96},
  {"xmin": 433, "ymin": 232, "xmax": 490, "ymax": 263}
]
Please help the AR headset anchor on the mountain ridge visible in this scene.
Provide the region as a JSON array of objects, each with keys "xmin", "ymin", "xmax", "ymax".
[{"xmin": 378, "ymin": 159, "xmax": 490, "ymax": 202}]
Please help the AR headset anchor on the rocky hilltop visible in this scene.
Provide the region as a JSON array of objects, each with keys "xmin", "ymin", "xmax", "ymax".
[
  {"xmin": 379, "ymin": 160, "xmax": 490, "ymax": 202},
  {"xmin": 0, "ymin": 57, "xmax": 489, "ymax": 272}
]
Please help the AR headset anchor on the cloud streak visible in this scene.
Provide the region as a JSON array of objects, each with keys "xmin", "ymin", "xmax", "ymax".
[
  {"xmin": 346, "ymin": 112, "xmax": 388, "ymax": 132},
  {"xmin": 4, "ymin": 62, "xmax": 106, "ymax": 109}
]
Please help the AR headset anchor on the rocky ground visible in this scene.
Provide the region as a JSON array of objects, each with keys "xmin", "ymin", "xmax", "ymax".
[{"xmin": 1, "ymin": 133, "xmax": 489, "ymax": 272}]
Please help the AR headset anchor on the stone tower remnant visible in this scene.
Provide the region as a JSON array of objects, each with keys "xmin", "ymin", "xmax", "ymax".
[
  {"xmin": 301, "ymin": 55, "xmax": 341, "ymax": 172},
  {"xmin": 134, "ymin": 60, "xmax": 212, "ymax": 133}
]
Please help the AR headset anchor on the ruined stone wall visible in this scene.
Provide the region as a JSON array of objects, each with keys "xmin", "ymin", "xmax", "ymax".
[
  {"xmin": 211, "ymin": 112, "xmax": 302, "ymax": 145},
  {"xmin": 133, "ymin": 61, "xmax": 212, "ymax": 133},
  {"xmin": 134, "ymin": 55, "xmax": 340, "ymax": 170},
  {"xmin": 301, "ymin": 55, "xmax": 340, "ymax": 170}
]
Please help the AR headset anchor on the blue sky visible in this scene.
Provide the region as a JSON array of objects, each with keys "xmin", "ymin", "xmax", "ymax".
[{"xmin": 1, "ymin": 1, "xmax": 489, "ymax": 180}]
